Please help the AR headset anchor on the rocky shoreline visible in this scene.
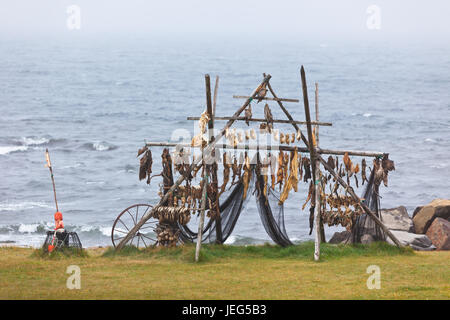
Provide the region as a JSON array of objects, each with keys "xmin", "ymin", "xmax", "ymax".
[{"xmin": 330, "ymin": 199, "xmax": 450, "ymax": 251}]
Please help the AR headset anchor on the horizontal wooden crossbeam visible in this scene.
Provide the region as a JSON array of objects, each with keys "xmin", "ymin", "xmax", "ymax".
[
  {"xmin": 144, "ymin": 141, "xmax": 386, "ymax": 157},
  {"xmin": 233, "ymin": 95, "xmax": 299, "ymax": 103},
  {"xmin": 187, "ymin": 116, "xmax": 332, "ymax": 127}
]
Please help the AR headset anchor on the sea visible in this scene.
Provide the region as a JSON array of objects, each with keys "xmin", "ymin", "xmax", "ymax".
[{"xmin": 1, "ymin": 35, "xmax": 449, "ymax": 248}]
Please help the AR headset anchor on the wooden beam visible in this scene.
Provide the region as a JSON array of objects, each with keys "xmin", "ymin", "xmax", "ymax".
[
  {"xmin": 115, "ymin": 74, "xmax": 272, "ymax": 250},
  {"xmin": 315, "ymin": 82, "xmax": 326, "ymax": 244},
  {"xmin": 205, "ymin": 74, "xmax": 222, "ymax": 244},
  {"xmin": 213, "ymin": 76, "xmax": 219, "ymax": 116},
  {"xmin": 300, "ymin": 66, "xmax": 320, "ymax": 261},
  {"xmin": 187, "ymin": 116, "xmax": 332, "ymax": 127},
  {"xmin": 233, "ymin": 95, "xmax": 299, "ymax": 103},
  {"xmin": 144, "ymin": 142, "xmax": 385, "ymax": 158}
]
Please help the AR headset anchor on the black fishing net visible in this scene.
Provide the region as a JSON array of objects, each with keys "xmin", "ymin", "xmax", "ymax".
[
  {"xmin": 351, "ymin": 169, "xmax": 386, "ymax": 243},
  {"xmin": 178, "ymin": 164, "xmax": 294, "ymax": 247}
]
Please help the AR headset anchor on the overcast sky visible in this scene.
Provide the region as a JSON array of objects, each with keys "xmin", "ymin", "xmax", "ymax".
[{"xmin": 1, "ymin": 0, "xmax": 449, "ymax": 40}]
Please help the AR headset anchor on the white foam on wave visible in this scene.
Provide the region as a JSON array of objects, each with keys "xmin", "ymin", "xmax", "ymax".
[
  {"xmin": 21, "ymin": 137, "xmax": 50, "ymax": 146},
  {"xmin": 18, "ymin": 223, "xmax": 40, "ymax": 233},
  {"xmin": 0, "ymin": 200, "xmax": 51, "ymax": 212},
  {"xmin": 363, "ymin": 113, "xmax": 372, "ymax": 117},
  {"xmin": 93, "ymin": 142, "xmax": 111, "ymax": 151},
  {"xmin": 0, "ymin": 145, "xmax": 28, "ymax": 155},
  {"xmin": 224, "ymin": 235, "xmax": 236, "ymax": 245}
]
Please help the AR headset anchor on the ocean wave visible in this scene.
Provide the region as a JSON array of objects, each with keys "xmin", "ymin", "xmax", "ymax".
[
  {"xmin": 21, "ymin": 137, "xmax": 50, "ymax": 146},
  {"xmin": 0, "ymin": 145, "xmax": 28, "ymax": 155},
  {"xmin": 0, "ymin": 200, "xmax": 51, "ymax": 212},
  {"xmin": 0, "ymin": 222, "xmax": 113, "ymax": 237},
  {"xmin": 82, "ymin": 141, "xmax": 118, "ymax": 151}
]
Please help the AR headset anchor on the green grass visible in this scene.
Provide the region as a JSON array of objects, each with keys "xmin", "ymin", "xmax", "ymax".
[
  {"xmin": 101, "ymin": 241, "xmax": 413, "ymax": 263},
  {"xmin": 31, "ymin": 247, "xmax": 89, "ymax": 259},
  {"xmin": 0, "ymin": 244, "xmax": 447, "ymax": 299}
]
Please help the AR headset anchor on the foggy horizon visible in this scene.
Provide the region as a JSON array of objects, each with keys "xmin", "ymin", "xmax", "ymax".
[{"xmin": 1, "ymin": 1, "xmax": 449, "ymax": 43}]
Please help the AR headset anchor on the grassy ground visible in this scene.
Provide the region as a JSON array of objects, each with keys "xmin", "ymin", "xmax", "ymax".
[{"xmin": 0, "ymin": 242, "xmax": 448, "ymax": 299}]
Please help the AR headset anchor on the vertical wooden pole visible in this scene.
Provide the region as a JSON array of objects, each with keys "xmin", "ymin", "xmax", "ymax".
[
  {"xmin": 205, "ymin": 74, "xmax": 222, "ymax": 243},
  {"xmin": 213, "ymin": 76, "xmax": 219, "ymax": 116},
  {"xmin": 315, "ymin": 83, "xmax": 326, "ymax": 243},
  {"xmin": 195, "ymin": 174, "xmax": 208, "ymax": 262},
  {"xmin": 300, "ymin": 66, "xmax": 320, "ymax": 261}
]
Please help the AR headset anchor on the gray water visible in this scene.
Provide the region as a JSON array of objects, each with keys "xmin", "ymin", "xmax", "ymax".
[{"xmin": 1, "ymin": 35, "xmax": 449, "ymax": 247}]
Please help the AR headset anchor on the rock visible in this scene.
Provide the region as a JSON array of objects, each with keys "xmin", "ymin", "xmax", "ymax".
[
  {"xmin": 426, "ymin": 218, "xmax": 450, "ymax": 250},
  {"xmin": 412, "ymin": 199, "xmax": 450, "ymax": 234},
  {"xmin": 412, "ymin": 206, "xmax": 423, "ymax": 218},
  {"xmin": 380, "ymin": 206, "xmax": 414, "ymax": 232},
  {"xmin": 386, "ymin": 230, "xmax": 435, "ymax": 251},
  {"xmin": 329, "ymin": 231, "xmax": 351, "ymax": 244}
]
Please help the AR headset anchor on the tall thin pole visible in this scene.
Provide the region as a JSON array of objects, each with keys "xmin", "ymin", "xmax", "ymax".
[
  {"xmin": 213, "ymin": 76, "xmax": 219, "ymax": 116},
  {"xmin": 300, "ymin": 66, "xmax": 320, "ymax": 261},
  {"xmin": 315, "ymin": 83, "xmax": 326, "ymax": 243},
  {"xmin": 45, "ymin": 149, "xmax": 59, "ymax": 212},
  {"xmin": 205, "ymin": 74, "xmax": 222, "ymax": 243}
]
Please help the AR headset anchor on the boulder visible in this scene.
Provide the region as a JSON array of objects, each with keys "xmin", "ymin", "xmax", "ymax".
[
  {"xmin": 329, "ymin": 230, "xmax": 351, "ymax": 244},
  {"xmin": 380, "ymin": 206, "xmax": 414, "ymax": 232},
  {"xmin": 426, "ymin": 218, "xmax": 450, "ymax": 250},
  {"xmin": 412, "ymin": 199, "xmax": 450, "ymax": 234},
  {"xmin": 386, "ymin": 230, "xmax": 435, "ymax": 251}
]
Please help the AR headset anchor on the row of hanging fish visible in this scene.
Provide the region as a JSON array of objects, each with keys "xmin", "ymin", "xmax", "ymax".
[
  {"xmin": 155, "ymin": 224, "xmax": 180, "ymax": 247},
  {"xmin": 320, "ymin": 194, "xmax": 363, "ymax": 231},
  {"xmin": 153, "ymin": 206, "xmax": 192, "ymax": 225}
]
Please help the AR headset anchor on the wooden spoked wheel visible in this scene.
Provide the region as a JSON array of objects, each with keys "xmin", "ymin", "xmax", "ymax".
[{"xmin": 111, "ymin": 204, "xmax": 157, "ymax": 248}]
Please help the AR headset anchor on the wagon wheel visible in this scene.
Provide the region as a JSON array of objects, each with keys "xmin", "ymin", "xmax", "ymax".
[{"xmin": 111, "ymin": 204, "xmax": 158, "ymax": 248}]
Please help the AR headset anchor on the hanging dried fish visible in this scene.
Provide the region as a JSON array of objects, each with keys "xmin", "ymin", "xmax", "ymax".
[
  {"xmin": 259, "ymin": 123, "xmax": 268, "ymax": 134},
  {"xmin": 361, "ymin": 158, "xmax": 368, "ymax": 185},
  {"xmin": 312, "ymin": 128, "xmax": 317, "ymax": 147},
  {"xmin": 242, "ymin": 152, "xmax": 252, "ymax": 199},
  {"xmin": 237, "ymin": 131, "xmax": 243, "ymax": 143},
  {"xmin": 298, "ymin": 152, "xmax": 303, "ymax": 181},
  {"xmin": 220, "ymin": 152, "xmax": 231, "ymax": 196},
  {"xmin": 382, "ymin": 154, "xmax": 395, "ymax": 187},
  {"xmin": 303, "ymin": 157, "xmax": 311, "ymax": 182},
  {"xmin": 244, "ymin": 104, "xmax": 252, "ymax": 126},
  {"xmin": 291, "ymin": 133, "xmax": 296, "ymax": 144},
  {"xmin": 139, "ymin": 149, "xmax": 153, "ymax": 184},
  {"xmin": 285, "ymin": 133, "xmax": 290, "ymax": 145},
  {"xmin": 264, "ymin": 103, "xmax": 274, "ymax": 132},
  {"xmin": 250, "ymin": 128, "xmax": 256, "ymax": 140},
  {"xmin": 273, "ymin": 129, "xmax": 279, "ymax": 141},
  {"xmin": 327, "ymin": 155, "xmax": 335, "ymax": 170},
  {"xmin": 279, "ymin": 148, "xmax": 299, "ymax": 205},
  {"xmin": 198, "ymin": 110, "xmax": 210, "ymax": 134},
  {"xmin": 296, "ymin": 129, "xmax": 302, "ymax": 141},
  {"xmin": 256, "ymin": 83, "xmax": 268, "ymax": 103},
  {"xmin": 231, "ymin": 155, "xmax": 239, "ymax": 185},
  {"xmin": 280, "ymin": 133, "xmax": 285, "ymax": 144},
  {"xmin": 137, "ymin": 145, "xmax": 148, "ymax": 157},
  {"xmin": 343, "ymin": 152, "xmax": 352, "ymax": 172},
  {"xmin": 302, "ymin": 181, "xmax": 314, "ymax": 210},
  {"xmin": 269, "ymin": 153, "xmax": 276, "ymax": 190},
  {"xmin": 276, "ymin": 151, "xmax": 285, "ymax": 190}
]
